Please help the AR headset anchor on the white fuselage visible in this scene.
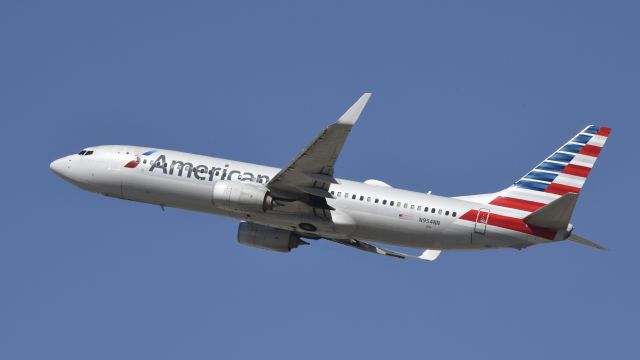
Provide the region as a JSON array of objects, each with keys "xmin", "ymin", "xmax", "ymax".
[{"xmin": 50, "ymin": 145, "xmax": 563, "ymax": 250}]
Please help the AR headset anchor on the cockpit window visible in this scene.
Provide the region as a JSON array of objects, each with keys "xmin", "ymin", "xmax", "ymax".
[
  {"xmin": 85, "ymin": 150, "xmax": 94, "ymax": 155},
  {"xmin": 78, "ymin": 150, "xmax": 86, "ymax": 155}
]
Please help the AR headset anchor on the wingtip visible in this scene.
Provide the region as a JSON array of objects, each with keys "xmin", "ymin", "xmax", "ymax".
[
  {"xmin": 337, "ymin": 93, "xmax": 372, "ymax": 125},
  {"xmin": 418, "ymin": 249, "xmax": 442, "ymax": 261}
]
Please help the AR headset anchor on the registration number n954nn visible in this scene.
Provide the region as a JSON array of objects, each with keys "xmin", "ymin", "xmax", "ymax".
[{"xmin": 419, "ymin": 218, "xmax": 440, "ymax": 226}]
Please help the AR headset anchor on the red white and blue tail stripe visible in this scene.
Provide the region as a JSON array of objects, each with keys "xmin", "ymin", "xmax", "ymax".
[
  {"xmin": 491, "ymin": 125, "xmax": 611, "ymax": 213},
  {"xmin": 454, "ymin": 125, "xmax": 611, "ymax": 242}
]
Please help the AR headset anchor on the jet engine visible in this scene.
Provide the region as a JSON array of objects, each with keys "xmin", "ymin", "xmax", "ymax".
[
  {"xmin": 212, "ymin": 180, "xmax": 274, "ymax": 213},
  {"xmin": 237, "ymin": 222, "xmax": 307, "ymax": 253}
]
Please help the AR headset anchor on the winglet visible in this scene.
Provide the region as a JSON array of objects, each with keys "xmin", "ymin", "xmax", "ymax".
[
  {"xmin": 419, "ymin": 249, "xmax": 442, "ymax": 261},
  {"xmin": 337, "ymin": 93, "xmax": 372, "ymax": 125}
]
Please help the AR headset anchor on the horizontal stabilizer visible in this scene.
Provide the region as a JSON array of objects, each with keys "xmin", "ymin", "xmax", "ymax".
[
  {"xmin": 523, "ymin": 192, "xmax": 578, "ymax": 229},
  {"xmin": 568, "ymin": 234, "xmax": 607, "ymax": 251}
]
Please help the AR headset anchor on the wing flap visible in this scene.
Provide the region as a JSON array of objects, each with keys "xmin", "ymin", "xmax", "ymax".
[{"xmin": 299, "ymin": 186, "xmax": 334, "ymax": 199}]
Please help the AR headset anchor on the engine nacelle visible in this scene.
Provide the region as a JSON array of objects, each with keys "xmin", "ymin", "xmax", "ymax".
[
  {"xmin": 212, "ymin": 180, "xmax": 274, "ymax": 213},
  {"xmin": 237, "ymin": 222, "xmax": 307, "ymax": 253}
]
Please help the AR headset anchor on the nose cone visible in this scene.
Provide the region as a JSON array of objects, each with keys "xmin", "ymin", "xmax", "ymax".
[
  {"xmin": 50, "ymin": 158, "xmax": 64, "ymax": 176},
  {"xmin": 49, "ymin": 155, "xmax": 76, "ymax": 183},
  {"xmin": 50, "ymin": 153, "xmax": 100, "ymax": 193}
]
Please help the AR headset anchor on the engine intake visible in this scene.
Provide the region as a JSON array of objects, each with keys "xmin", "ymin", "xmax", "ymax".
[
  {"xmin": 212, "ymin": 180, "xmax": 274, "ymax": 213},
  {"xmin": 237, "ymin": 222, "xmax": 307, "ymax": 253}
]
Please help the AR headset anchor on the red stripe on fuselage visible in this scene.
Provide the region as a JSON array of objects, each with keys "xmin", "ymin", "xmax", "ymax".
[
  {"xmin": 562, "ymin": 164, "xmax": 591, "ymax": 177},
  {"xmin": 545, "ymin": 182, "xmax": 581, "ymax": 195},
  {"xmin": 489, "ymin": 196, "xmax": 545, "ymax": 212},
  {"xmin": 459, "ymin": 210, "xmax": 557, "ymax": 240},
  {"xmin": 579, "ymin": 144, "xmax": 602, "ymax": 157}
]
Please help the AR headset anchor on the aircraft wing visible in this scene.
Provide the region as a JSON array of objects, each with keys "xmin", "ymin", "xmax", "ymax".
[
  {"xmin": 267, "ymin": 93, "xmax": 371, "ymax": 203},
  {"xmin": 325, "ymin": 238, "xmax": 442, "ymax": 261}
]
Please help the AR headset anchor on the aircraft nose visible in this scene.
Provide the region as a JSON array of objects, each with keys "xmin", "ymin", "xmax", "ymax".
[
  {"xmin": 50, "ymin": 158, "xmax": 64, "ymax": 176},
  {"xmin": 50, "ymin": 156, "xmax": 72, "ymax": 179}
]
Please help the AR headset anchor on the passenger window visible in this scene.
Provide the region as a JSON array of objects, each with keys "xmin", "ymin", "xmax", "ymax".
[
  {"xmin": 352, "ymin": 194, "xmax": 356, "ymax": 200},
  {"xmin": 431, "ymin": 208, "xmax": 435, "ymax": 213},
  {"xmin": 397, "ymin": 202, "xmax": 402, "ymax": 207},
  {"xmin": 375, "ymin": 198, "xmax": 379, "ymax": 203},
  {"xmin": 337, "ymin": 192, "xmax": 342, "ymax": 197},
  {"xmin": 367, "ymin": 197, "xmax": 371, "ymax": 202},
  {"xmin": 424, "ymin": 207, "xmax": 428, "ymax": 212},
  {"xmin": 143, "ymin": 159, "xmax": 147, "ymax": 164},
  {"xmin": 331, "ymin": 191, "xmax": 335, "ymax": 195},
  {"xmin": 417, "ymin": 206, "xmax": 422, "ymax": 211},
  {"xmin": 345, "ymin": 193, "xmax": 349, "ymax": 198},
  {"xmin": 382, "ymin": 200, "xmax": 387, "ymax": 205},
  {"xmin": 359, "ymin": 196, "xmax": 364, "ymax": 201},
  {"xmin": 403, "ymin": 203, "xmax": 408, "ymax": 209},
  {"xmin": 390, "ymin": 201, "xmax": 394, "ymax": 206},
  {"xmin": 445, "ymin": 211, "xmax": 449, "ymax": 216},
  {"xmin": 452, "ymin": 212, "xmax": 457, "ymax": 217},
  {"xmin": 410, "ymin": 205, "xmax": 415, "ymax": 210},
  {"xmin": 438, "ymin": 209, "xmax": 442, "ymax": 215}
]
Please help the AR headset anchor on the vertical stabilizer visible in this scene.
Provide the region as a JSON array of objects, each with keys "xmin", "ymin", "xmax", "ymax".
[{"xmin": 480, "ymin": 125, "xmax": 611, "ymax": 215}]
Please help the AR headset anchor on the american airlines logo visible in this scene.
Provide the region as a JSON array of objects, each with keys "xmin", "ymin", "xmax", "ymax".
[
  {"xmin": 124, "ymin": 150, "xmax": 156, "ymax": 168},
  {"xmin": 127, "ymin": 151, "xmax": 271, "ymax": 184}
]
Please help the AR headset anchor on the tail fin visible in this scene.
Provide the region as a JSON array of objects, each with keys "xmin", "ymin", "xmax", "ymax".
[
  {"xmin": 509, "ymin": 125, "xmax": 611, "ymax": 197},
  {"xmin": 462, "ymin": 125, "xmax": 612, "ymax": 216}
]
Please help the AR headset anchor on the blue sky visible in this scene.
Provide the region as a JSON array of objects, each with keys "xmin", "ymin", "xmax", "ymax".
[{"xmin": 1, "ymin": 1, "xmax": 637, "ymax": 358}]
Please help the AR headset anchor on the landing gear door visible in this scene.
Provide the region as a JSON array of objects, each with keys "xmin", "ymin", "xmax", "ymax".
[{"xmin": 474, "ymin": 208, "xmax": 490, "ymax": 235}]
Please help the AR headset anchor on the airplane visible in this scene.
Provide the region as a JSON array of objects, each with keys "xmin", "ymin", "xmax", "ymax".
[{"xmin": 50, "ymin": 93, "xmax": 611, "ymax": 261}]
